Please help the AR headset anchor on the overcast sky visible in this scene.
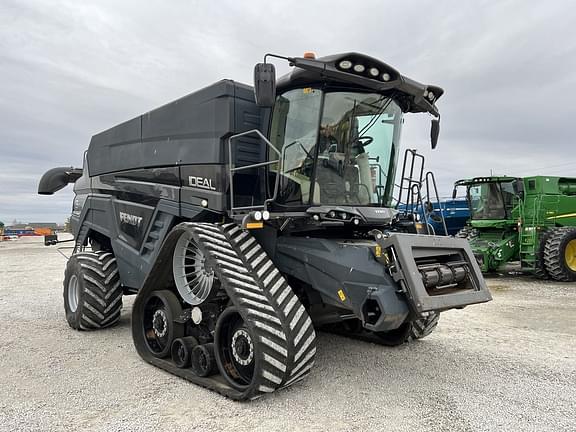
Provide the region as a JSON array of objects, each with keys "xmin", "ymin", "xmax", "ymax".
[{"xmin": 1, "ymin": 0, "xmax": 575, "ymax": 224}]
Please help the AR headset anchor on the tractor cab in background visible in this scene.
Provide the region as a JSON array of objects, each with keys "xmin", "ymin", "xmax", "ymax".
[
  {"xmin": 455, "ymin": 177, "xmax": 522, "ymax": 226},
  {"xmin": 453, "ymin": 176, "xmax": 523, "ymax": 272}
]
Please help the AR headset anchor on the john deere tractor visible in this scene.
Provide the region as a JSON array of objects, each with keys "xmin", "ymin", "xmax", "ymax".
[
  {"xmin": 39, "ymin": 52, "xmax": 491, "ymax": 400},
  {"xmin": 454, "ymin": 176, "xmax": 576, "ymax": 281}
]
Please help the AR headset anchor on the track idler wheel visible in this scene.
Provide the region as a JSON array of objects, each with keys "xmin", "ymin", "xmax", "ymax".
[
  {"xmin": 214, "ymin": 307, "xmax": 259, "ymax": 391},
  {"xmin": 141, "ymin": 290, "xmax": 183, "ymax": 358},
  {"xmin": 190, "ymin": 343, "xmax": 218, "ymax": 377},
  {"xmin": 171, "ymin": 336, "xmax": 199, "ymax": 368}
]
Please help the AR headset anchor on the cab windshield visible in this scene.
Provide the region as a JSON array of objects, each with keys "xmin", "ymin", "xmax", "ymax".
[
  {"xmin": 468, "ymin": 182, "xmax": 516, "ymax": 220},
  {"xmin": 269, "ymin": 89, "xmax": 402, "ymax": 207}
]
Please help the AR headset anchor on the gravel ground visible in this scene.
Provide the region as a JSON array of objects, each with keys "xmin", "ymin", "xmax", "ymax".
[{"xmin": 0, "ymin": 236, "xmax": 575, "ymax": 432}]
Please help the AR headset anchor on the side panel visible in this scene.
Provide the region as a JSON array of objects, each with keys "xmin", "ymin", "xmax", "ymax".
[
  {"xmin": 274, "ymin": 237, "xmax": 409, "ymax": 331},
  {"xmin": 87, "ymin": 81, "xmax": 263, "ymax": 176},
  {"xmin": 79, "ymin": 194, "xmax": 178, "ymax": 290}
]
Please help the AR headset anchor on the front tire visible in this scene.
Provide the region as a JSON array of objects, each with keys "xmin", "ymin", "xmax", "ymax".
[
  {"xmin": 63, "ymin": 251, "xmax": 123, "ymax": 330},
  {"xmin": 534, "ymin": 229, "xmax": 554, "ymax": 279},
  {"xmin": 544, "ymin": 228, "xmax": 576, "ymax": 282}
]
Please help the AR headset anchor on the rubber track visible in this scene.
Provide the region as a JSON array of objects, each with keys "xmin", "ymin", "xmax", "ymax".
[
  {"xmin": 183, "ymin": 222, "xmax": 317, "ymax": 398},
  {"xmin": 324, "ymin": 312, "xmax": 440, "ymax": 346},
  {"xmin": 408, "ymin": 312, "xmax": 439, "ymax": 340},
  {"xmin": 543, "ymin": 227, "xmax": 576, "ymax": 282},
  {"xmin": 72, "ymin": 251, "xmax": 123, "ymax": 329}
]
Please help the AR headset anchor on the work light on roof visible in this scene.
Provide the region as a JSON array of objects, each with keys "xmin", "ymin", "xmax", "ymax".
[
  {"xmin": 382, "ymin": 73, "xmax": 391, "ymax": 82},
  {"xmin": 339, "ymin": 60, "xmax": 352, "ymax": 69},
  {"xmin": 353, "ymin": 64, "xmax": 365, "ymax": 73},
  {"xmin": 369, "ymin": 67, "xmax": 379, "ymax": 77}
]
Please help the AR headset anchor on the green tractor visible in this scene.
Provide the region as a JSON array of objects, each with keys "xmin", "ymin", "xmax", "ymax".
[{"xmin": 453, "ymin": 176, "xmax": 576, "ymax": 281}]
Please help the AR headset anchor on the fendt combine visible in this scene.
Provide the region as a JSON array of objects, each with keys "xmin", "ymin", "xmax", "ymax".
[
  {"xmin": 39, "ymin": 52, "xmax": 491, "ymax": 400},
  {"xmin": 454, "ymin": 176, "xmax": 576, "ymax": 280}
]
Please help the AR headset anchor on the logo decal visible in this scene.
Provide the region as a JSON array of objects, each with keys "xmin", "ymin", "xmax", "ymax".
[
  {"xmin": 119, "ymin": 211, "xmax": 143, "ymax": 227},
  {"xmin": 189, "ymin": 176, "xmax": 216, "ymax": 191}
]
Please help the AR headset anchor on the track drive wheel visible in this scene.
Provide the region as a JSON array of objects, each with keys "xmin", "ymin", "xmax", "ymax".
[
  {"xmin": 63, "ymin": 250, "xmax": 123, "ymax": 330},
  {"xmin": 544, "ymin": 228, "xmax": 576, "ymax": 281},
  {"xmin": 374, "ymin": 312, "xmax": 440, "ymax": 346}
]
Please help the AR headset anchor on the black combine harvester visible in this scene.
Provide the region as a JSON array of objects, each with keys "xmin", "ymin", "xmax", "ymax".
[{"xmin": 39, "ymin": 52, "xmax": 491, "ymax": 400}]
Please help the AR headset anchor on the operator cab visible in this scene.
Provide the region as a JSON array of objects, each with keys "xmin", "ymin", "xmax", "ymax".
[
  {"xmin": 454, "ymin": 177, "xmax": 522, "ymax": 221},
  {"xmin": 269, "ymin": 89, "xmax": 401, "ymax": 209},
  {"xmin": 247, "ymin": 52, "xmax": 443, "ymax": 231}
]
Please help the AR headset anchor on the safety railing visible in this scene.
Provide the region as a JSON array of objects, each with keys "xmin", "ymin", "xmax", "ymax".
[
  {"xmin": 395, "ymin": 149, "xmax": 447, "ymax": 235},
  {"xmin": 226, "ymin": 129, "xmax": 282, "ymax": 217}
]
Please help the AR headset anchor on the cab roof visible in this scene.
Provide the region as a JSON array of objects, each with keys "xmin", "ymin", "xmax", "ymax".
[{"xmin": 275, "ymin": 52, "xmax": 443, "ymax": 116}]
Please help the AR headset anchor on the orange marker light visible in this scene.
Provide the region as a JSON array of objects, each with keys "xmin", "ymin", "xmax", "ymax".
[{"xmin": 303, "ymin": 52, "xmax": 316, "ymax": 59}]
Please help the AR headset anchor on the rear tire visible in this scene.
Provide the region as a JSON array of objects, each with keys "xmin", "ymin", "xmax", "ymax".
[
  {"xmin": 543, "ymin": 228, "xmax": 576, "ymax": 282},
  {"xmin": 63, "ymin": 251, "xmax": 123, "ymax": 330},
  {"xmin": 374, "ymin": 312, "xmax": 439, "ymax": 346}
]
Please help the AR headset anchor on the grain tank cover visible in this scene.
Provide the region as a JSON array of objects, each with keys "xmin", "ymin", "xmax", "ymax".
[{"xmin": 87, "ymin": 80, "xmax": 261, "ymax": 176}]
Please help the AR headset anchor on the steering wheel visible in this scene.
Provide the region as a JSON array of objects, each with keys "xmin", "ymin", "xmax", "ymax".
[{"xmin": 355, "ymin": 136, "xmax": 373, "ymax": 146}]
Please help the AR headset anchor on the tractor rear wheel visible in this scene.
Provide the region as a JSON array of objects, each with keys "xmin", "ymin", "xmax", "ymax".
[
  {"xmin": 63, "ymin": 251, "xmax": 123, "ymax": 330},
  {"xmin": 374, "ymin": 312, "xmax": 439, "ymax": 346},
  {"xmin": 534, "ymin": 229, "xmax": 554, "ymax": 279},
  {"xmin": 543, "ymin": 228, "xmax": 576, "ymax": 282}
]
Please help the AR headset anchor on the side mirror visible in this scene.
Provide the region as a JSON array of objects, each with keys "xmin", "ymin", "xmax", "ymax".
[
  {"xmin": 253, "ymin": 63, "xmax": 276, "ymax": 107},
  {"xmin": 452, "ymin": 187, "xmax": 457, "ymax": 199},
  {"xmin": 430, "ymin": 118, "xmax": 440, "ymax": 150}
]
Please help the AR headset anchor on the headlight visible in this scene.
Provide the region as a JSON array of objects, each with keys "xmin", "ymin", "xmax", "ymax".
[
  {"xmin": 254, "ymin": 211, "xmax": 263, "ymax": 221},
  {"xmin": 339, "ymin": 60, "xmax": 352, "ymax": 70},
  {"xmin": 262, "ymin": 210, "xmax": 270, "ymax": 221}
]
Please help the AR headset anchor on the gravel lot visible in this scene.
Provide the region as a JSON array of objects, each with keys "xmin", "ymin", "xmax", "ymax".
[{"xmin": 1, "ymin": 236, "xmax": 575, "ymax": 432}]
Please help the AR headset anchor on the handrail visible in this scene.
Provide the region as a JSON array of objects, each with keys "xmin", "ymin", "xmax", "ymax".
[
  {"xmin": 410, "ymin": 183, "xmax": 431, "ymax": 234},
  {"xmin": 396, "ymin": 149, "xmax": 425, "ymax": 211},
  {"xmin": 227, "ymin": 129, "xmax": 283, "ymax": 217},
  {"xmin": 425, "ymin": 171, "xmax": 449, "ymax": 236}
]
